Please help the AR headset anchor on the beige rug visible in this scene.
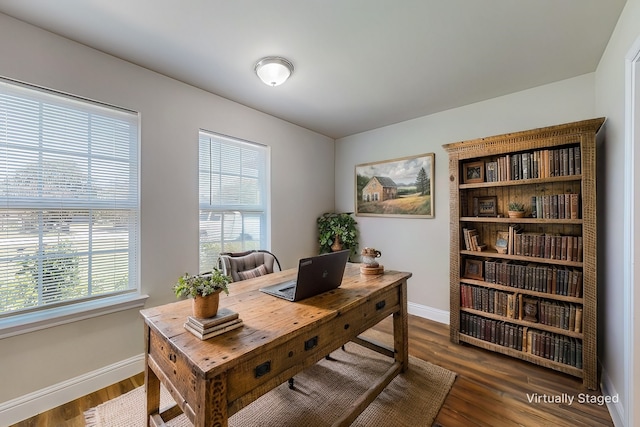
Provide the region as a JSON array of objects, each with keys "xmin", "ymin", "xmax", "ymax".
[{"xmin": 85, "ymin": 342, "xmax": 456, "ymax": 427}]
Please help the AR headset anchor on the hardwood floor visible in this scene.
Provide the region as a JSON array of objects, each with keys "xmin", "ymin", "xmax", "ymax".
[
  {"xmin": 10, "ymin": 372, "xmax": 144, "ymax": 427},
  {"xmin": 11, "ymin": 315, "xmax": 613, "ymax": 427},
  {"xmin": 383, "ymin": 316, "xmax": 613, "ymax": 427}
]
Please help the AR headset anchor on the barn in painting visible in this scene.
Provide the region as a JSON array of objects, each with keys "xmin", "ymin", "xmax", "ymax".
[{"xmin": 362, "ymin": 176, "xmax": 397, "ymax": 202}]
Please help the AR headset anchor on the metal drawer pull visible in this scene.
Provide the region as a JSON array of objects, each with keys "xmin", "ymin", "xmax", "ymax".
[
  {"xmin": 376, "ymin": 300, "xmax": 386, "ymax": 310},
  {"xmin": 255, "ymin": 361, "xmax": 271, "ymax": 378},
  {"xmin": 304, "ymin": 336, "xmax": 318, "ymax": 351},
  {"xmin": 168, "ymin": 353, "xmax": 177, "ymax": 362}
]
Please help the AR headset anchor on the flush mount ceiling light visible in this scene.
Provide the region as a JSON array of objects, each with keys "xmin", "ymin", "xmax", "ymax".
[{"xmin": 254, "ymin": 56, "xmax": 294, "ymax": 87}]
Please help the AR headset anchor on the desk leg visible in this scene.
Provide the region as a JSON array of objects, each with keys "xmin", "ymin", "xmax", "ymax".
[
  {"xmin": 144, "ymin": 326, "xmax": 161, "ymax": 426},
  {"xmin": 145, "ymin": 366, "xmax": 161, "ymax": 426},
  {"xmin": 393, "ymin": 279, "xmax": 409, "ymax": 372},
  {"xmin": 195, "ymin": 373, "xmax": 228, "ymax": 427}
]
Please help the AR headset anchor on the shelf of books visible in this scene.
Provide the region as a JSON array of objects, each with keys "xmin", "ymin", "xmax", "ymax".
[{"xmin": 443, "ymin": 118, "xmax": 604, "ymax": 389}]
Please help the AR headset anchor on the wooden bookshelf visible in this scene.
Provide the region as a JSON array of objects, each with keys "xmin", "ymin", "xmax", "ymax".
[{"xmin": 443, "ymin": 118, "xmax": 604, "ymax": 389}]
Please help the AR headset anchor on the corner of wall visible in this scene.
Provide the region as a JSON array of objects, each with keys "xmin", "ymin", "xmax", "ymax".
[{"xmin": 601, "ymin": 365, "xmax": 626, "ymax": 426}]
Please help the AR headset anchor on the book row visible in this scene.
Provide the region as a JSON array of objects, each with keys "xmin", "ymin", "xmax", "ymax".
[
  {"xmin": 527, "ymin": 329, "xmax": 583, "ymax": 369},
  {"xmin": 462, "ymin": 227, "xmax": 486, "ymax": 251},
  {"xmin": 499, "ymin": 226, "xmax": 583, "ymax": 262},
  {"xmin": 460, "ymin": 313, "xmax": 583, "ymax": 368},
  {"xmin": 461, "ymin": 284, "xmax": 583, "ymax": 332},
  {"xmin": 538, "ymin": 299, "xmax": 583, "ymax": 333},
  {"xmin": 460, "ymin": 193, "xmax": 580, "ymax": 219},
  {"xmin": 531, "ymin": 193, "xmax": 580, "ymax": 219},
  {"xmin": 482, "ymin": 145, "xmax": 581, "ymax": 183},
  {"xmin": 460, "ymin": 312, "xmax": 524, "ymax": 351},
  {"xmin": 484, "ymin": 260, "xmax": 583, "ymax": 297},
  {"xmin": 460, "ymin": 284, "xmax": 517, "ymax": 318}
]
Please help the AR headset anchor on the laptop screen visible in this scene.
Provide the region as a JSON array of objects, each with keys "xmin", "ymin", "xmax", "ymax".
[{"xmin": 260, "ymin": 250, "xmax": 349, "ymax": 301}]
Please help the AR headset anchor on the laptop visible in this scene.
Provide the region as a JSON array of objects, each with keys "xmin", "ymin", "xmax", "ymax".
[{"xmin": 259, "ymin": 250, "xmax": 350, "ymax": 301}]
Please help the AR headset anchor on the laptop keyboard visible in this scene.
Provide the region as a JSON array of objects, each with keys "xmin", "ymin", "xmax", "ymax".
[{"xmin": 280, "ymin": 286, "xmax": 296, "ymax": 299}]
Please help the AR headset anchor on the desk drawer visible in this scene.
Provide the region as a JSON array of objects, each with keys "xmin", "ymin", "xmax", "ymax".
[
  {"xmin": 227, "ymin": 285, "xmax": 400, "ymax": 403},
  {"xmin": 148, "ymin": 330, "xmax": 199, "ymax": 407},
  {"xmin": 332, "ymin": 288, "xmax": 400, "ymax": 345},
  {"xmin": 226, "ymin": 330, "xmax": 317, "ymax": 402},
  {"xmin": 334, "ymin": 285, "xmax": 400, "ymax": 341}
]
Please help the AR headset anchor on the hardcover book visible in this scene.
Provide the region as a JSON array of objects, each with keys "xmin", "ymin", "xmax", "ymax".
[
  {"xmin": 187, "ymin": 307, "xmax": 239, "ymax": 331},
  {"xmin": 184, "ymin": 318, "xmax": 243, "ymax": 340}
]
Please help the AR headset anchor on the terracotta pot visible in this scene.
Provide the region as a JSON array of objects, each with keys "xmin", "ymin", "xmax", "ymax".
[
  {"xmin": 192, "ymin": 291, "xmax": 221, "ymax": 318},
  {"xmin": 331, "ymin": 235, "xmax": 343, "ymax": 252},
  {"xmin": 508, "ymin": 210, "xmax": 525, "ymax": 218}
]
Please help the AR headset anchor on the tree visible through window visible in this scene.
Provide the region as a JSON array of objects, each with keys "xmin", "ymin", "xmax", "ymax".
[
  {"xmin": 198, "ymin": 131, "xmax": 267, "ymax": 273},
  {"xmin": 0, "ymin": 78, "xmax": 139, "ymax": 316}
]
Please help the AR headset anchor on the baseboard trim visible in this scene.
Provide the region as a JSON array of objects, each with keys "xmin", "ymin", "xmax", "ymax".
[
  {"xmin": 0, "ymin": 354, "xmax": 144, "ymax": 427},
  {"xmin": 601, "ymin": 365, "xmax": 626, "ymax": 427},
  {"xmin": 408, "ymin": 302, "xmax": 449, "ymax": 325}
]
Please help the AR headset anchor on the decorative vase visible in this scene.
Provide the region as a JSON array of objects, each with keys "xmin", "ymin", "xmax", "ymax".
[
  {"xmin": 508, "ymin": 210, "xmax": 525, "ymax": 218},
  {"xmin": 360, "ymin": 247, "xmax": 382, "ymax": 268},
  {"xmin": 192, "ymin": 291, "xmax": 221, "ymax": 318},
  {"xmin": 331, "ymin": 235, "xmax": 343, "ymax": 252}
]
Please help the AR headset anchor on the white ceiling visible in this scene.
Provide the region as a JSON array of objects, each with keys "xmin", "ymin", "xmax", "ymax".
[{"xmin": 0, "ymin": 0, "xmax": 626, "ymax": 139}]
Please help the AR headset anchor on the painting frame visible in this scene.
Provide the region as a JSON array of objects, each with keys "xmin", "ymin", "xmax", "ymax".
[
  {"xmin": 463, "ymin": 161, "xmax": 484, "ymax": 184},
  {"xmin": 355, "ymin": 153, "xmax": 435, "ymax": 218},
  {"xmin": 476, "ymin": 196, "xmax": 498, "ymax": 217},
  {"xmin": 463, "ymin": 258, "xmax": 484, "ymax": 280}
]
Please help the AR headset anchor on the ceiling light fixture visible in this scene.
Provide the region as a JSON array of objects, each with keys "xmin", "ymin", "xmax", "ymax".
[{"xmin": 254, "ymin": 56, "xmax": 294, "ymax": 87}]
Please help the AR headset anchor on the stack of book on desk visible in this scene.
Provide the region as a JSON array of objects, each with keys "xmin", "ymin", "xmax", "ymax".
[{"xmin": 183, "ymin": 307, "xmax": 243, "ymax": 340}]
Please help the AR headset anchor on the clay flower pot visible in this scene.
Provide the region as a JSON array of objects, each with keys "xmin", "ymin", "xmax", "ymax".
[
  {"xmin": 192, "ymin": 291, "xmax": 221, "ymax": 318},
  {"xmin": 174, "ymin": 270, "xmax": 230, "ymax": 319},
  {"xmin": 331, "ymin": 235, "xmax": 343, "ymax": 252}
]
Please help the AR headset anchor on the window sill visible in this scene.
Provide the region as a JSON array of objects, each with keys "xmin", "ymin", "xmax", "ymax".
[{"xmin": 0, "ymin": 293, "xmax": 149, "ymax": 339}]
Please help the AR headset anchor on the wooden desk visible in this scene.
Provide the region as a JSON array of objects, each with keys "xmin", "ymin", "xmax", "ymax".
[{"xmin": 141, "ymin": 263, "xmax": 411, "ymax": 427}]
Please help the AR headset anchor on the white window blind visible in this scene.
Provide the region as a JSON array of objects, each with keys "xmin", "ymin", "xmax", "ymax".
[
  {"xmin": 0, "ymin": 78, "xmax": 139, "ymax": 317},
  {"xmin": 199, "ymin": 131, "xmax": 267, "ymax": 273}
]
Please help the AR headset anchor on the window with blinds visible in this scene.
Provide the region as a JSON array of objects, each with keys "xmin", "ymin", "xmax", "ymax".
[
  {"xmin": 199, "ymin": 131, "xmax": 267, "ymax": 273},
  {"xmin": 0, "ymin": 78, "xmax": 139, "ymax": 317}
]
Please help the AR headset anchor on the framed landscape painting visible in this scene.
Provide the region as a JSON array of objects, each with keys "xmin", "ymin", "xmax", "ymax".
[{"xmin": 355, "ymin": 153, "xmax": 434, "ymax": 218}]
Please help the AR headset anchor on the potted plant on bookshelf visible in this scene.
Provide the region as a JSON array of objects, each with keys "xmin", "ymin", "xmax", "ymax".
[
  {"xmin": 317, "ymin": 212, "xmax": 358, "ymax": 257},
  {"xmin": 173, "ymin": 268, "xmax": 231, "ymax": 318},
  {"xmin": 507, "ymin": 201, "xmax": 526, "ymax": 218}
]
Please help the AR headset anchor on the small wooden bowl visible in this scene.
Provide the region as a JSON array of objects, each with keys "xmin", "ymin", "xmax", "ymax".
[{"xmin": 360, "ymin": 264, "xmax": 384, "ymax": 275}]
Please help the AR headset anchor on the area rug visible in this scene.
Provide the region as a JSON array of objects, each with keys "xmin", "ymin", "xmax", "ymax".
[{"xmin": 85, "ymin": 342, "xmax": 456, "ymax": 427}]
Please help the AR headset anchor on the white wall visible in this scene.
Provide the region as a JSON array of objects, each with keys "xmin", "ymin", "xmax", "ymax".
[
  {"xmin": 0, "ymin": 13, "xmax": 334, "ymax": 406},
  {"xmin": 594, "ymin": 0, "xmax": 640, "ymax": 425},
  {"xmin": 336, "ymin": 74, "xmax": 596, "ymax": 314}
]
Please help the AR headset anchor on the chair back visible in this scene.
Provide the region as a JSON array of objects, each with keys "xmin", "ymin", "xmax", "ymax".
[{"xmin": 218, "ymin": 250, "xmax": 281, "ymax": 282}]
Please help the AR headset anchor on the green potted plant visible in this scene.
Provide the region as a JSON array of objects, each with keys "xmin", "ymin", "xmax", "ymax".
[
  {"xmin": 174, "ymin": 268, "xmax": 231, "ymax": 318},
  {"xmin": 317, "ymin": 212, "xmax": 358, "ymax": 257},
  {"xmin": 507, "ymin": 201, "xmax": 525, "ymax": 218}
]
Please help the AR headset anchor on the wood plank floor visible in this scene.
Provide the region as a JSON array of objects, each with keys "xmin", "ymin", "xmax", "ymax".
[{"xmin": 11, "ymin": 315, "xmax": 613, "ymax": 427}]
